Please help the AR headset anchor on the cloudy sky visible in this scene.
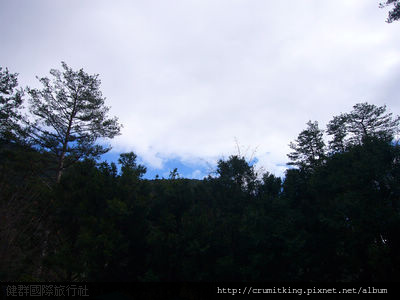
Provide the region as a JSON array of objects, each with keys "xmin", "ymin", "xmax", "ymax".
[{"xmin": 1, "ymin": 0, "xmax": 399, "ymax": 178}]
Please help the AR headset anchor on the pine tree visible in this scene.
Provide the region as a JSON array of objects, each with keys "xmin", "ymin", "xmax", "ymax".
[
  {"xmin": 326, "ymin": 102, "xmax": 400, "ymax": 153},
  {"xmin": 288, "ymin": 121, "xmax": 326, "ymax": 170},
  {"xmin": 380, "ymin": 0, "xmax": 400, "ymax": 23},
  {"xmin": 0, "ymin": 67, "xmax": 25, "ymax": 142},
  {"xmin": 27, "ymin": 62, "xmax": 121, "ymax": 182}
]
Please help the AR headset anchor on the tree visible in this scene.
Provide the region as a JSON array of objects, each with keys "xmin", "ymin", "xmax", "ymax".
[
  {"xmin": 169, "ymin": 168, "xmax": 180, "ymax": 180},
  {"xmin": 259, "ymin": 172, "xmax": 282, "ymax": 199},
  {"xmin": 311, "ymin": 137, "xmax": 400, "ymax": 280},
  {"xmin": 288, "ymin": 121, "xmax": 326, "ymax": 170},
  {"xmin": 326, "ymin": 102, "xmax": 400, "ymax": 153},
  {"xmin": 118, "ymin": 152, "xmax": 146, "ymax": 180},
  {"xmin": 0, "ymin": 143, "xmax": 53, "ymax": 280},
  {"xmin": 216, "ymin": 155, "xmax": 257, "ymax": 192},
  {"xmin": 347, "ymin": 102, "xmax": 399, "ymax": 142},
  {"xmin": 27, "ymin": 62, "xmax": 121, "ymax": 182},
  {"xmin": 326, "ymin": 114, "xmax": 348, "ymax": 153},
  {"xmin": 0, "ymin": 67, "xmax": 25, "ymax": 142},
  {"xmin": 380, "ymin": 0, "xmax": 400, "ymax": 23}
]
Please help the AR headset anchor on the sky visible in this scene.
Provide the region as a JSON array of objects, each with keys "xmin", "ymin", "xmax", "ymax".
[{"xmin": 1, "ymin": 0, "xmax": 399, "ymax": 179}]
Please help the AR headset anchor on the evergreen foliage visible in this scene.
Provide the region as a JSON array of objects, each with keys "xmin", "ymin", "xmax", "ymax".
[
  {"xmin": 1, "ymin": 64, "xmax": 400, "ymax": 282},
  {"xmin": 27, "ymin": 62, "xmax": 121, "ymax": 182},
  {"xmin": 0, "ymin": 67, "xmax": 25, "ymax": 142},
  {"xmin": 327, "ymin": 103, "xmax": 400, "ymax": 153},
  {"xmin": 380, "ymin": 0, "xmax": 400, "ymax": 22},
  {"xmin": 287, "ymin": 121, "xmax": 325, "ymax": 170}
]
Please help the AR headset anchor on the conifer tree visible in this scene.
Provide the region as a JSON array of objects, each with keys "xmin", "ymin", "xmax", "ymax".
[
  {"xmin": 27, "ymin": 62, "xmax": 121, "ymax": 182},
  {"xmin": 327, "ymin": 102, "xmax": 400, "ymax": 153},
  {"xmin": 380, "ymin": 0, "xmax": 400, "ymax": 23},
  {"xmin": 288, "ymin": 120, "xmax": 326, "ymax": 170},
  {"xmin": 0, "ymin": 67, "xmax": 25, "ymax": 142}
]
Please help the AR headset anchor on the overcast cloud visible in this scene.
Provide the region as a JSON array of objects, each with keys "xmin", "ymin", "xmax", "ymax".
[{"xmin": 1, "ymin": 0, "xmax": 399, "ymax": 177}]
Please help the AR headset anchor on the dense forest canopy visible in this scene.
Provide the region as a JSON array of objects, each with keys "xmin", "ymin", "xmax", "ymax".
[{"xmin": 1, "ymin": 63, "xmax": 400, "ymax": 282}]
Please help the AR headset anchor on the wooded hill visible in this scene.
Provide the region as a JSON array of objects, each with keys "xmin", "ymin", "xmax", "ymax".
[{"xmin": 1, "ymin": 64, "xmax": 400, "ymax": 281}]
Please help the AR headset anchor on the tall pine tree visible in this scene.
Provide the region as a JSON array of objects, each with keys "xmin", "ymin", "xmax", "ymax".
[{"xmin": 27, "ymin": 62, "xmax": 121, "ymax": 182}]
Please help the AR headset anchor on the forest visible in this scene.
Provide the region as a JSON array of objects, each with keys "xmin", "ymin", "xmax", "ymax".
[{"xmin": 1, "ymin": 62, "xmax": 400, "ymax": 282}]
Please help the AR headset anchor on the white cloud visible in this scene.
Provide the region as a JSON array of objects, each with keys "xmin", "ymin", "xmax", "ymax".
[
  {"xmin": 1, "ymin": 0, "xmax": 400, "ymax": 176},
  {"xmin": 190, "ymin": 169, "xmax": 204, "ymax": 180}
]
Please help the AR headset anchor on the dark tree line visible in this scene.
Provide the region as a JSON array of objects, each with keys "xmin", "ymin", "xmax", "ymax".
[{"xmin": 1, "ymin": 64, "xmax": 400, "ymax": 281}]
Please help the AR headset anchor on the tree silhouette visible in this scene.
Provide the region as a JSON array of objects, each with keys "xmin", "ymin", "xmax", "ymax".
[
  {"xmin": 0, "ymin": 67, "xmax": 25, "ymax": 142},
  {"xmin": 288, "ymin": 121, "xmax": 326, "ymax": 170},
  {"xmin": 27, "ymin": 62, "xmax": 121, "ymax": 182},
  {"xmin": 327, "ymin": 102, "xmax": 400, "ymax": 153},
  {"xmin": 380, "ymin": 0, "xmax": 400, "ymax": 23}
]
